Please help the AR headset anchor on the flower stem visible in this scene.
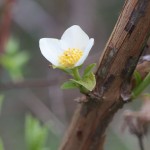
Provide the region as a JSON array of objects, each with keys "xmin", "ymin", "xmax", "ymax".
[
  {"xmin": 72, "ymin": 67, "xmax": 81, "ymax": 80},
  {"xmin": 132, "ymin": 72, "xmax": 150, "ymax": 99}
]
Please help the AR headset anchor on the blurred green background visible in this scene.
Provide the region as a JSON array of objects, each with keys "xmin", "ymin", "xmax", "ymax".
[{"xmin": 0, "ymin": 0, "xmax": 150, "ymax": 150}]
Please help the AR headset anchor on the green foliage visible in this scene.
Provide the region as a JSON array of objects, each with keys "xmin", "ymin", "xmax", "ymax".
[
  {"xmin": 0, "ymin": 139, "xmax": 4, "ymax": 150},
  {"xmin": 132, "ymin": 72, "xmax": 150, "ymax": 99},
  {"xmin": 83, "ymin": 63, "xmax": 96, "ymax": 78},
  {"xmin": 133, "ymin": 70, "xmax": 142, "ymax": 86},
  {"xmin": 61, "ymin": 80, "xmax": 78, "ymax": 89},
  {"xmin": 25, "ymin": 115, "xmax": 49, "ymax": 150},
  {"xmin": 61, "ymin": 64, "xmax": 96, "ymax": 93},
  {"xmin": 0, "ymin": 96, "xmax": 4, "ymax": 150},
  {"xmin": 0, "ymin": 38, "xmax": 29, "ymax": 81},
  {"xmin": 0, "ymin": 95, "xmax": 4, "ymax": 112},
  {"xmin": 143, "ymin": 93, "xmax": 150, "ymax": 97},
  {"xmin": 71, "ymin": 72, "xmax": 96, "ymax": 92}
]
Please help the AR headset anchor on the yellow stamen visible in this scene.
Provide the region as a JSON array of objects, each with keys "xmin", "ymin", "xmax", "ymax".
[{"xmin": 59, "ymin": 48, "xmax": 83, "ymax": 68}]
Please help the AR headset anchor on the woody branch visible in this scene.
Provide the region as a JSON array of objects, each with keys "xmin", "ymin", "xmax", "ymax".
[{"xmin": 59, "ymin": 0, "xmax": 150, "ymax": 150}]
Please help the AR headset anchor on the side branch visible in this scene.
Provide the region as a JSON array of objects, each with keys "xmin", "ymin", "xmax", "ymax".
[
  {"xmin": 0, "ymin": 79, "xmax": 61, "ymax": 90},
  {"xmin": 59, "ymin": 0, "xmax": 150, "ymax": 150}
]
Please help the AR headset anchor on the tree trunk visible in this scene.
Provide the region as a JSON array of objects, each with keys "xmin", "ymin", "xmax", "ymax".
[{"xmin": 59, "ymin": 0, "xmax": 150, "ymax": 150}]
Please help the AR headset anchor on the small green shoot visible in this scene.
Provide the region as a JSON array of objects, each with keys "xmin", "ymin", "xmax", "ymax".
[
  {"xmin": 0, "ymin": 38, "xmax": 29, "ymax": 81},
  {"xmin": 25, "ymin": 115, "xmax": 48, "ymax": 150},
  {"xmin": 0, "ymin": 95, "xmax": 4, "ymax": 112},
  {"xmin": 61, "ymin": 63, "xmax": 96, "ymax": 94},
  {"xmin": 0, "ymin": 138, "xmax": 4, "ymax": 150},
  {"xmin": 132, "ymin": 72, "xmax": 150, "ymax": 99},
  {"xmin": 133, "ymin": 70, "xmax": 142, "ymax": 86}
]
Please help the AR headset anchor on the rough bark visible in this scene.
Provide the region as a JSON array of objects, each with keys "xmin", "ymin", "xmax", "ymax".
[{"xmin": 59, "ymin": 0, "xmax": 150, "ymax": 150}]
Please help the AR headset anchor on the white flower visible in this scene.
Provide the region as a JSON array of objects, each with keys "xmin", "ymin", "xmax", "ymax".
[{"xmin": 39, "ymin": 25, "xmax": 94, "ymax": 68}]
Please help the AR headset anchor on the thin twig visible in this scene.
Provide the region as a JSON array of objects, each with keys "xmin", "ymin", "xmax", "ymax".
[
  {"xmin": 138, "ymin": 135, "xmax": 144, "ymax": 150},
  {"xmin": 19, "ymin": 89, "xmax": 66, "ymax": 136},
  {"xmin": 0, "ymin": 78, "xmax": 63, "ymax": 90}
]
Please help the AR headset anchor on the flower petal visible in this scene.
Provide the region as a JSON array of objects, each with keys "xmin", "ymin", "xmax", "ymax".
[
  {"xmin": 39, "ymin": 38, "xmax": 62, "ymax": 66},
  {"xmin": 75, "ymin": 38, "xmax": 94, "ymax": 66},
  {"xmin": 61, "ymin": 25, "xmax": 89, "ymax": 50}
]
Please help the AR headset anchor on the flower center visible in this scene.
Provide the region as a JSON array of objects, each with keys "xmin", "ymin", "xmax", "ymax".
[{"xmin": 59, "ymin": 48, "xmax": 83, "ymax": 68}]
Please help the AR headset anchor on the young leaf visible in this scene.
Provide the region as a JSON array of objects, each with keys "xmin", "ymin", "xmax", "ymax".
[
  {"xmin": 25, "ymin": 115, "xmax": 48, "ymax": 150},
  {"xmin": 71, "ymin": 72, "xmax": 96, "ymax": 91},
  {"xmin": 5, "ymin": 38, "xmax": 19, "ymax": 54},
  {"xmin": 0, "ymin": 138, "xmax": 4, "ymax": 150},
  {"xmin": 61, "ymin": 81, "xmax": 78, "ymax": 89},
  {"xmin": 0, "ymin": 95, "xmax": 4, "ymax": 112},
  {"xmin": 132, "ymin": 72, "xmax": 150, "ymax": 99},
  {"xmin": 133, "ymin": 70, "xmax": 142, "ymax": 86},
  {"xmin": 52, "ymin": 66, "xmax": 74, "ymax": 76},
  {"xmin": 77, "ymin": 64, "xmax": 83, "ymax": 70},
  {"xmin": 83, "ymin": 63, "xmax": 96, "ymax": 77}
]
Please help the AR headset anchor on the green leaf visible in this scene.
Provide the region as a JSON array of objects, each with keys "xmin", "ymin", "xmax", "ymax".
[
  {"xmin": 132, "ymin": 72, "xmax": 150, "ymax": 99},
  {"xmin": 0, "ymin": 37, "xmax": 30, "ymax": 81},
  {"xmin": 5, "ymin": 38, "xmax": 19, "ymax": 54},
  {"xmin": 0, "ymin": 95, "xmax": 4, "ymax": 112},
  {"xmin": 77, "ymin": 64, "xmax": 83, "ymax": 70},
  {"xmin": 12, "ymin": 51, "xmax": 29, "ymax": 67},
  {"xmin": 133, "ymin": 70, "xmax": 142, "ymax": 86},
  {"xmin": 71, "ymin": 72, "xmax": 96, "ymax": 91},
  {"xmin": 52, "ymin": 66, "xmax": 74, "ymax": 76},
  {"xmin": 143, "ymin": 93, "xmax": 150, "ymax": 97},
  {"xmin": 61, "ymin": 81, "xmax": 78, "ymax": 89},
  {"xmin": 83, "ymin": 63, "xmax": 96, "ymax": 77},
  {"xmin": 25, "ymin": 115, "xmax": 48, "ymax": 150},
  {"xmin": 0, "ymin": 138, "xmax": 4, "ymax": 150}
]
